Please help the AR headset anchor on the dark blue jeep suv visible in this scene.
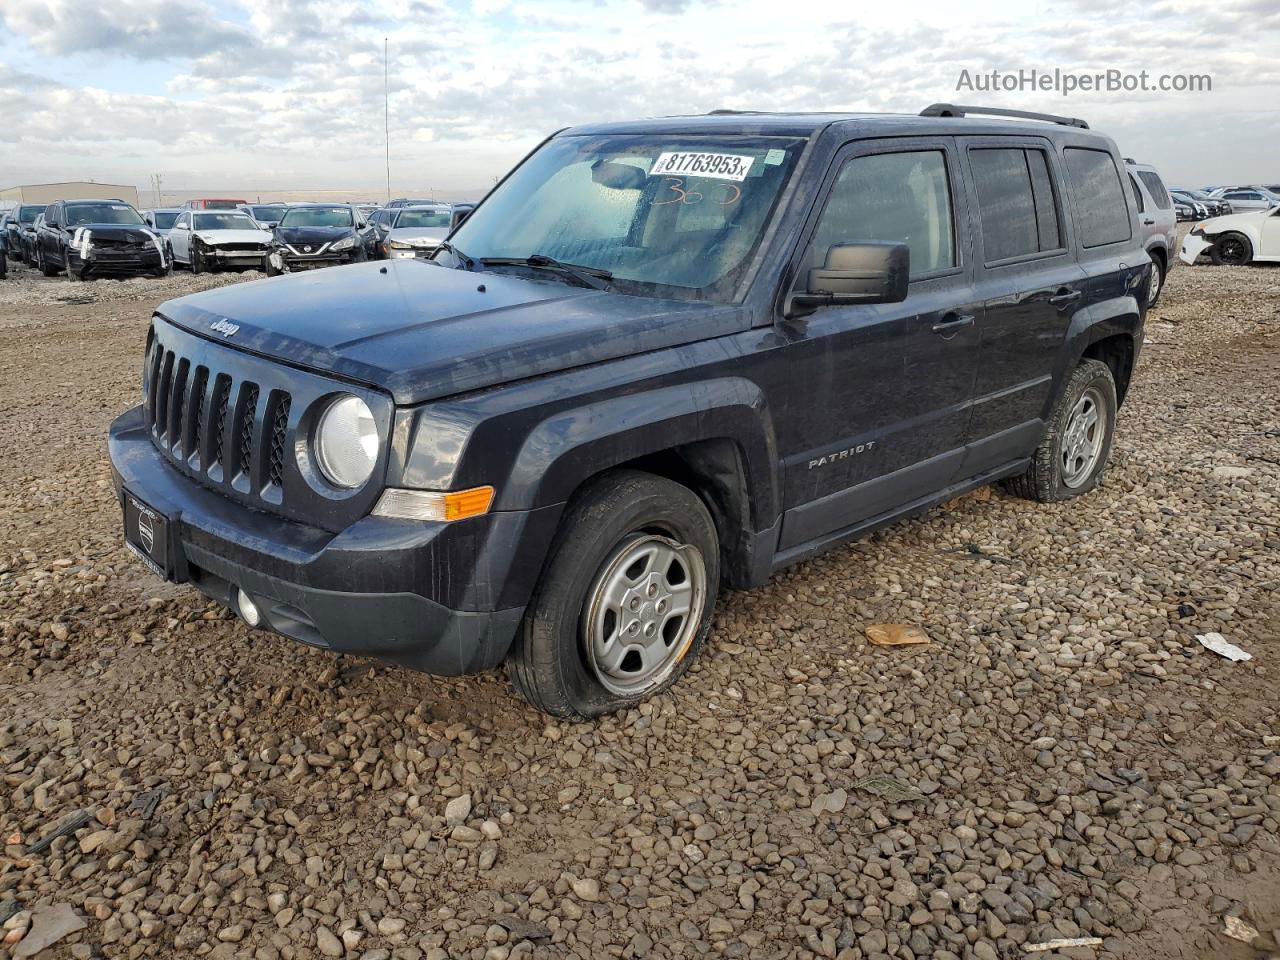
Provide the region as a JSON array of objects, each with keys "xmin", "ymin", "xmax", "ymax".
[{"xmin": 109, "ymin": 104, "xmax": 1149, "ymax": 717}]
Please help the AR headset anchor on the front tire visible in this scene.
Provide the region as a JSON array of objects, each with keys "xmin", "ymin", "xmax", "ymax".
[
  {"xmin": 191, "ymin": 245, "xmax": 206, "ymax": 274},
  {"xmin": 1210, "ymin": 232, "xmax": 1253, "ymax": 266},
  {"xmin": 1145, "ymin": 256, "xmax": 1165, "ymax": 308},
  {"xmin": 37, "ymin": 248, "xmax": 59, "ymax": 277},
  {"xmin": 508, "ymin": 470, "xmax": 720, "ymax": 719},
  {"xmin": 1004, "ymin": 359, "xmax": 1117, "ymax": 502}
]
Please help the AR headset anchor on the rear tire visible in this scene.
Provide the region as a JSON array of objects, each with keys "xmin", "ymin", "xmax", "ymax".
[
  {"xmin": 1209, "ymin": 232, "xmax": 1253, "ymax": 266},
  {"xmin": 508, "ymin": 470, "xmax": 720, "ymax": 719},
  {"xmin": 1003, "ymin": 359, "xmax": 1117, "ymax": 502}
]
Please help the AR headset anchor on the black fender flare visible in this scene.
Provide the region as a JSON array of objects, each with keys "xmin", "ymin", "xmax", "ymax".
[{"xmin": 500, "ymin": 376, "xmax": 780, "ymax": 526}]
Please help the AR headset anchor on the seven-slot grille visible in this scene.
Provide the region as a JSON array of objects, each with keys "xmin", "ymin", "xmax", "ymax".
[{"xmin": 145, "ymin": 338, "xmax": 292, "ymax": 505}]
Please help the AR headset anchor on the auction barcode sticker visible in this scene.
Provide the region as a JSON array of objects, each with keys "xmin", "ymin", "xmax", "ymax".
[{"xmin": 650, "ymin": 152, "xmax": 754, "ymax": 181}]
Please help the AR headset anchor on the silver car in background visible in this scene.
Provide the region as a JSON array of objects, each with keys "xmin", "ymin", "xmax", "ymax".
[
  {"xmin": 1208, "ymin": 186, "xmax": 1280, "ymax": 212},
  {"xmin": 1124, "ymin": 159, "xmax": 1177, "ymax": 307},
  {"xmin": 168, "ymin": 209, "xmax": 273, "ymax": 273},
  {"xmin": 143, "ymin": 208, "xmax": 184, "ymax": 256},
  {"xmin": 381, "ymin": 204, "xmax": 454, "ymax": 259},
  {"xmin": 239, "ymin": 203, "xmax": 290, "ymax": 230}
]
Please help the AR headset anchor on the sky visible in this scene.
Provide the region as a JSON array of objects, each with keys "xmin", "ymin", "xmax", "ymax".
[{"xmin": 1, "ymin": 0, "xmax": 1277, "ymax": 200}]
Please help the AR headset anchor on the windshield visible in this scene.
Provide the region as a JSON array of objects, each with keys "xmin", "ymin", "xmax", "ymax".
[
  {"xmin": 251, "ymin": 205, "xmax": 287, "ymax": 221},
  {"xmin": 152, "ymin": 211, "xmax": 180, "ymax": 229},
  {"xmin": 65, "ymin": 203, "xmax": 145, "ymax": 226},
  {"xmin": 18, "ymin": 204, "xmax": 44, "ymax": 224},
  {"xmin": 195, "ymin": 213, "xmax": 258, "ymax": 230},
  {"xmin": 279, "ymin": 207, "xmax": 354, "ymax": 228},
  {"xmin": 447, "ymin": 134, "xmax": 805, "ymax": 301},
  {"xmin": 395, "ymin": 209, "xmax": 451, "ymax": 228}
]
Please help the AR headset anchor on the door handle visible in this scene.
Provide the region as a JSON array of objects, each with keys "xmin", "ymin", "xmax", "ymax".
[
  {"xmin": 1048, "ymin": 289, "xmax": 1083, "ymax": 308},
  {"xmin": 1143, "ymin": 218, "xmax": 1155, "ymax": 225},
  {"xmin": 931, "ymin": 312, "xmax": 975, "ymax": 336}
]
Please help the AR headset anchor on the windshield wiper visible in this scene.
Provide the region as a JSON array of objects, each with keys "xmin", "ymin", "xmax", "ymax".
[
  {"xmin": 437, "ymin": 240, "xmax": 476, "ymax": 271},
  {"xmin": 479, "ymin": 254, "xmax": 613, "ymax": 291}
]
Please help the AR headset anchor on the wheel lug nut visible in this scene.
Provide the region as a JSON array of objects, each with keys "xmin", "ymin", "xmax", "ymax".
[
  {"xmin": 644, "ymin": 623, "xmax": 656, "ymax": 637},
  {"xmin": 647, "ymin": 584, "xmax": 658, "ymax": 598},
  {"xmin": 629, "ymin": 598, "xmax": 640, "ymax": 611},
  {"xmin": 656, "ymin": 599, "xmax": 667, "ymax": 613},
  {"xmin": 629, "ymin": 621, "xmax": 639, "ymax": 635}
]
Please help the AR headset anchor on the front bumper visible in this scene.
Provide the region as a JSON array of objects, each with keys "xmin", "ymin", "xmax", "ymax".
[
  {"xmin": 1180, "ymin": 234, "xmax": 1212, "ymax": 265},
  {"xmin": 385, "ymin": 245, "xmax": 440, "ymax": 260},
  {"xmin": 268, "ymin": 247, "xmax": 364, "ymax": 271},
  {"xmin": 108, "ymin": 405, "xmax": 540, "ymax": 675},
  {"xmin": 70, "ymin": 245, "xmax": 165, "ymax": 277},
  {"xmin": 208, "ymin": 247, "xmax": 269, "ymax": 267}
]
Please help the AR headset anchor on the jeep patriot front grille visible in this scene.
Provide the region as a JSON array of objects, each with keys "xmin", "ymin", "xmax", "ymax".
[
  {"xmin": 140, "ymin": 317, "xmax": 392, "ymax": 532},
  {"xmin": 145, "ymin": 337, "xmax": 291, "ymax": 506}
]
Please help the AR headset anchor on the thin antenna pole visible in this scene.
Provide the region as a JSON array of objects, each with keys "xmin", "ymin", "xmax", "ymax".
[{"xmin": 384, "ymin": 38, "xmax": 391, "ymax": 203}]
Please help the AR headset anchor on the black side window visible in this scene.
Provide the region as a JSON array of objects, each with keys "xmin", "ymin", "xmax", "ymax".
[
  {"xmin": 1063, "ymin": 148, "xmax": 1131, "ymax": 248},
  {"xmin": 809, "ymin": 149, "xmax": 956, "ymax": 279},
  {"xmin": 1136, "ymin": 170, "xmax": 1172, "ymax": 210},
  {"xmin": 969, "ymin": 147, "xmax": 1062, "ymax": 263},
  {"xmin": 1128, "ymin": 174, "xmax": 1145, "ymax": 213}
]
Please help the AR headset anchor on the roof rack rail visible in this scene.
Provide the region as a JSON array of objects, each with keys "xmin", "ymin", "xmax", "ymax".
[
  {"xmin": 707, "ymin": 108, "xmax": 770, "ymax": 116},
  {"xmin": 920, "ymin": 103, "xmax": 1090, "ymax": 129}
]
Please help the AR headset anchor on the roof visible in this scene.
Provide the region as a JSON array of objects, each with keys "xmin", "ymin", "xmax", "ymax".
[{"xmin": 564, "ymin": 109, "xmax": 1103, "ymax": 140}]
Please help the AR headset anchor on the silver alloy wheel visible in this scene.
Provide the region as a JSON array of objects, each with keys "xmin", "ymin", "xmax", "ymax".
[
  {"xmin": 1146, "ymin": 264, "xmax": 1161, "ymax": 306},
  {"xmin": 1061, "ymin": 386, "xmax": 1105, "ymax": 488},
  {"xmin": 583, "ymin": 533, "xmax": 707, "ymax": 697}
]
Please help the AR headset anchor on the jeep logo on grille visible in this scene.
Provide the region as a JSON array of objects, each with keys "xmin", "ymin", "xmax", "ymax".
[
  {"xmin": 137, "ymin": 513, "xmax": 154, "ymax": 553},
  {"xmin": 210, "ymin": 319, "xmax": 240, "ymax": 338}
]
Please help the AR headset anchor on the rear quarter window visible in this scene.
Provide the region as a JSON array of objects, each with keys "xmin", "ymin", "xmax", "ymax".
[
  {"xmin": 1136, "ymin": 170, "xmax": 1172, "ymax": 210},
  {"xmin": 1064, "ymin": 148, "xmax": 1132, "ymax": 248}
]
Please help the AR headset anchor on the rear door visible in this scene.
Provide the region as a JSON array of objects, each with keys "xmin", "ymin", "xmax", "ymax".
[
  {"xmin": 774, "ymin": 137, "xmax": 984, "ymax": 551},
  {"xmin": 957, "ymin": 137, "xmax": 1085, "ymax": 474}
]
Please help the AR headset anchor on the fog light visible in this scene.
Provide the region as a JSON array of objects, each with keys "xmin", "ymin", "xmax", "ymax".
[{"xmin": 235, "ymin": 589, "xmax": 262, "ymax": 627}]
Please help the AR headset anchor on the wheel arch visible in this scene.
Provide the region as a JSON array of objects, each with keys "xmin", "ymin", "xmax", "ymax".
[
  {"xmin": 1081, "ymin": 332, "xmax": 1136, "ymax": 406},
  {"xmin": 502, "ymin": 378, "xmax": 782, "ymax": 590}
]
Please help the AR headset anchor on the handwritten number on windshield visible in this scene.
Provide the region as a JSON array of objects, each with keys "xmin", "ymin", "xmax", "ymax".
[{"xmin": 652, "ymin": 178, "xmax": 741, "ymax": 206}]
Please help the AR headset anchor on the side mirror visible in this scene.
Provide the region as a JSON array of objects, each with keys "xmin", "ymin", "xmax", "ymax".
[
  {"xmin": 786, "ymin": 242, "xmax": 909, "ymax": 318},
  {"xmin": 451, "ymin": 207, "xmax": 473, "ymax": 229}
]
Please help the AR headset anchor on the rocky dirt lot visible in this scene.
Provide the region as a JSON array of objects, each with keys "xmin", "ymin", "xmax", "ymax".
[{"xmin": 1, "ymin": 254, "xmax": 1278, "ymax": 960}]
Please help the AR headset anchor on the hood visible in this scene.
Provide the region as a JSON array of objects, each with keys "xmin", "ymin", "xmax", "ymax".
[
  {"xmin": 386, "ymin": 226, "xmax": 448, "ymax": 243},
  {"xmin": 195, "ymin": 228, "xmax": 272, "ymax": 245},
  {"xmin": 78, "ymin": 224, "xmax": 158, "ymax": 243},
  {"xmin": 1201, "ymin": 209, "xmax": 1273, "ymax": 232},
  {"xmin": 157, "ymin": 259, "xmax": 742, "ymax": 405},
  {"xmin": 274, "ymin": 224, "xmax": 355, "ymax": 245}
]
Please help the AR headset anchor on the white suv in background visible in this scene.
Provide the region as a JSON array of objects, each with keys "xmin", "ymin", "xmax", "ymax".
[{"xmin": 1124, "ymin": 159, "xmax": 1178, "ymax": 307}]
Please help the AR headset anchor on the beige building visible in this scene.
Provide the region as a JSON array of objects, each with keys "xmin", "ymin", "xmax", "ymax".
[{"xmin": 1, "ymin": 181, "xmax": 140, "ymax": 207}]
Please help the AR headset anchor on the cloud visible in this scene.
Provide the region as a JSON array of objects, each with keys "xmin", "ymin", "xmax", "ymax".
[
  {"xmin": 0, "ymin": 0, "xmax": 1276, "ymax": 193},
  {"xmin": 0, "ymin": 0, "xmax": 260, "ymax": 59}
]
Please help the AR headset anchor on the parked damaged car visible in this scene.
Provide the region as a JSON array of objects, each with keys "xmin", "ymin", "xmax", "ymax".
[
  {"xmin": 6, "ymin": 204, "xmax": 44, "ymax": 263},
  {"xmin": 1180, "ymin": 206, "xmax": 1280, "ymax": 266},
  {"xmin": 36, "ymin": 200, "xmax": 169, "ymax": 280},
  {"xmin": 169, "ymin": 210, "xmax": 273, "ymax": 273},
  {"xmin": 265, "ymin": 203, "xmax": 376, "ymax": 275},
  {"xmin": 380, "ymin": 204, "xmax": 454, "ymax": 259}
]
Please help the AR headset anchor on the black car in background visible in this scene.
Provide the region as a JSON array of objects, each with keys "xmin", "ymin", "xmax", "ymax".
[
  {"xmin": 36, "ymin": 199, "xmax": 168, "ymax": 280},
  {"xmin": 6, "ymin": 204, "xmax": 45, "ymax": 261},
  {"xmin": 265, "ymin": 203, "xmax": 376, "ymax": 274}
]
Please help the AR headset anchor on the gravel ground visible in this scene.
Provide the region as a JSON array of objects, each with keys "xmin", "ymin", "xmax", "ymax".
[{"xmin": 1, "ymin": 252, "xmax": 1278, "ymax": 960}]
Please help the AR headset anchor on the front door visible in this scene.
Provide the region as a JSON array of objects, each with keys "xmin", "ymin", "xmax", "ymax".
[
  {"xmin": 170, "ymin": 213, "xmax": 191, "ymax": 263},
  {"xmin": 774, "ymin": 138, "xmax": 983, "ymax": 553}
]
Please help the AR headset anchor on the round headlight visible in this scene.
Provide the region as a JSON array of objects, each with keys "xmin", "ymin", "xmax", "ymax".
[{"xmin": 314, "ymin": 395, "xmax": 378, "ymax": 488}]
